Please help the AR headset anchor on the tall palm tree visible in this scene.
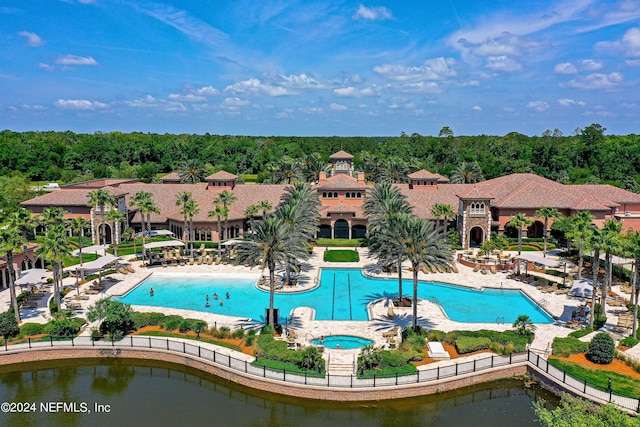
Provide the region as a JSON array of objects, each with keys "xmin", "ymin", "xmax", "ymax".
[
  {"xmin": 507, "ymin": 213, "xmax": 532, "ymax": 256},
  {"xmin": 184, "ymin": 199, "xmax": 200, "ymax": 255},
  {"xmin": 276, "ymin": 156, "xmax": 301, "ymax": 184},
  {"xmin": 258, "ymin": 200, "xmax": 273, "ymax": 219},
  {"xmin": 301, "ymin": 152, "xmax": 329, "ymax": 183},
  {"xmin": 387, "ymin": 214, "xmax": 453, "ymax": 331},
  {"xmin": 599, "ymin": 220, "xmax": 623, "ymax": 316},
  {"xmin": 41, "ymin": 206, "xmax": 65, "ymax": 230},
  {"xmin": 87, "ymin": 189, "xmax": 114, "ymax": 246},
  {"xmin": 0, "ymin": 226, "xmax": 24, "ymax": 322},
  {"xmin": 364, "ymin": 182, "xmax": 412, "ymax": 301},
  {"xmin": 450, "ymin": 161, "xmax": 484, "ymax": 184},
  {"xmin": 379, "ymin": 158, "xmax": 410, "ymax": 184},
  {"xmin": 215, "ymin": 190, "xmax": 237, "ymax": 241},
  {"xmin": 130, "ymin": 191, "xmax": 158, "ymax": 262},
  {"xmin": 234, "ymin": 216, "xmax": 309, "ymax": 326},
  {"xmin": 178, "ymin": 159, "xmax": 205, "ymax": 184},
  {"xmin": 208, "ymin": 204, "xmax": 228, "ymax": 258},
  {"xmin": 275, "ymin": 182, "xmax": 320, "ymax": 283},
  {"xmin": 430, "ymin": 203, "xmax": 456, "ymax": 235},
  {"xmin": 175, "ymin": 192, "xmax": 193, "ymax": 242},
  {"xmin": 68, "ymin": 217, "xmax": 89, "ymax": 270},
  {"xmin": 566, "ymin": 211, "xmax": 595, "ymax": 280},
  {"xmin": 104, "ymin": 209, "xmax": 126, "ymax": 257},
  {"xmin": 10, "ymin": 208, "xmax": 37, "ymax": 270},
  {"xmin": 625, "ymin": 230, "xmax": 640, "ymax": 337},
  {"xmin": 587, "ymin": 227, "xmax": 603, "ymax": 329},
  {"xmin": 244, "ymin": 204, "xmax": 260, "ymax": 235},
  {"xmin": 535, "ymin": 206, "xmax": 561, "ymax": 257},
  {"xmin": 265, "ymin": 163, "xmax": 279, "ymax": 184},
  {"xmin": 39, "ymin": 224, "xmax": 71, "ymax": 310}
]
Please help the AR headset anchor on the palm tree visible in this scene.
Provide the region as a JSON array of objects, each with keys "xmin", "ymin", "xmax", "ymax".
[
  {"xmin": 379, "ymin": 158, "xmax": 410, "ymax": 184},
  {"xmin": 258, "ymin": 200, "xmax": 273, "ymax": 219},
  {"xmin": 234, "ymin": 216, "xmax": 309, "ymax": 326},
  {"xmin": 184, "ymin": 199, "xmax": 200, "ymax": 255},
  {"xmin": 10, "ymin": 208, "xmax": 37, "ymax": 270},
  {"xmin": 39, "ymin": 224, "xmax": 71, "ymax": 310},
  {"xmin": 566, "ymin": 211, "xmax": 595, "ymax": 280},
  {"xmin": 430, "ymin": 203, "xmax": 456, "ymax": 235},
  {"xmin": 599, "ymin": 220, "xmax": 623, "ymax": 316},
  {"xmin": 175, "ymin": 192, "xmax": 193, "ymax": 242},
  {"xmin": 276, "ymin": 156, "xmax": 301, "ymax": 184},
  {"xmin": 178, "ymin": 159, "xmax": 205, "ymax": 184},
  {"xmin": 104, "ymin": 209, "xmax": 126, "ymax": 257},
  {"xmin": 208, "ymin": 204, "xmax": 228, "ymax": 258},
  {"xmin": 130, "ymin": 191, "xmax": 159, "ymax": 263},
  {"xmin": 507, "ymin": 213, "xmax": 532, "ymax": 256},
  {"xmin": 625, "ymin": 230, "xmax": 640, "ymax": 337},
  {"xmin": 535, "ymin": 206, "xmax": 561, "ymax": 257},
  {"xmin": 244, "ymin": 204, "xmax": 260, "ymax": 235},
  {"xmin": 275, "ymin": 182, "xmax": 320, "ymax": 283},
  {"xmin": 41, "ymin": 206, "xmax": 65, "ymax": 230},
  {"xmin": 0, "ymin": 226, "xmax": 24, "ymax": 322},
  {"xmin": 68, "ymin": 217, "xmax": 89, "ymax": 271},
  {"xmin": 387, "ymin": 214, "xmax": 453, "ymax": 331},
  {"xmin": 87, "ymin": 189, "xmax": 114, "ymax": 246},
  {"xmin": 587, "ymin": 227, "xmax": 603, "ymax": 329},
  {"xmin": 301, "ymin": 152, "xmax": 329, "ymax": 183},
  {"xmin": 265, "ymin": 163, "xmax": 279, "ymax": 184},
  {"xmin": 364, "ymin": 182, "xmax": 412, "ymax": 301},
  {"xmin": 215, "ymin": 190, "xmax": 238, "ymax": 241},
  {"xmin": 512, "ymin": 314, "xmax": 536, "ymax": 335},
  {"xmin": 450, "ymin": 161, "xmax": 484, "ymax": 184}
]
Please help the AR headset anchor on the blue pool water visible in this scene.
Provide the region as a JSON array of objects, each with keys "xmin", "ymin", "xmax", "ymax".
[
  {"xmin": 310, "ymin": 335, "xmax": 374, "ymax": 349},
  {"xmin": 117, "ymin": 269, "xmax": 554, "ymax": 324}
]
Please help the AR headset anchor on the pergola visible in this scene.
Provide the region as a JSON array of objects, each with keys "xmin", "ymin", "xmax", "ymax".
[
  {"xmin": 143, "ymin": 240, "xmax": 186, "ymax": 250},
  {"xmin": 15, "ymin": 268, "xmax": 48, "ymax": 290},
  {"xmin": 72, "ymin": 254, "xmax": 120, "ymax": 274}
]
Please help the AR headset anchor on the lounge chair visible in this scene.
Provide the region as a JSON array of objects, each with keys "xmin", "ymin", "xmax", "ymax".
[
  {"xmin": 387, "ymin": 304, "xmax": 395, "ymax": 319},
  {"xmin": 450, "ymin": 264, "xmax": 459, "ymax": 273},
  {"xmin": 490, "ymin": 265, "xmax": 497, "ymax": 274},
  {"xmin": 179, "ymin": 258, "xmax": 186, "ymax": 266},
  {"xmin": 473, "ymin": 265, "xmax": 480, "ymax": 273},
  {"xmin": 207, "ymin": 256, "xmax": 214, "ymax": 265},
  {"xmin": 421, "ymin": 265, "xmax": 430, "ymax": 274},
  {"xmin": 288, "ymin": 328, "xmax": 298, "ymax": 340},
  {"xmin": 382, "ymin": 326, "xmax": 399, "ymax": 338},
  {"xmin": 215, "ymin": 257, "xmax": 221, "ymax": 265},
  {"xmin": 197, "ymin": 256, "xmax": 203, "ymax": 265},
  {"xmin": 189, "ymin": 258, "xmax": 195, "ymax": 266}
]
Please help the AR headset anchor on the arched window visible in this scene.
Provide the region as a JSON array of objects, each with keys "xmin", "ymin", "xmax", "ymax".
[
  {"xmin": 470, "ymin": 202, "xmax": 485, "ymax": 215},
  {"xmin": 333, "ymin": 192, "xmax": 338, "ymax": 198},
  {"xmin": 357, "ymin": 192, "xmax": 361, "ymax": 198},
  {"xmin": 322, "ymin": 192, "xmax": 327, "ymax": 198},
  {"xmin": 346, "ymin": 192, "xmax": 350, "ymax": 198}
]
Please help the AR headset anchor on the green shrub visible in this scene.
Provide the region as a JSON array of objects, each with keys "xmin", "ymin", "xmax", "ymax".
[
  {"xmin": 427, "ymin": 329, "xmax": 447, "ymax": 342},
  {"xmin": 299, "ymin": 347, "xmax": 325, "ymax": 372},
  {"xmin": 455, "ymin": 336, "xmax": 491, "ymax": 354},
  {"xmin": 357, "ymin": 345, "xmax": 382, "ymax": 372},
  {"xmin": 0, "ymin": 311, "xmax": 20, "ymax": 339},
  {"xmin": 568, "ymin": 327, "xmax": 593, "ymax": 339},
  {"xmin": 20, "ymin": 322, "xmax": 45, "ymax": 337},
  {"xmin": 379, "ymin": 350, "xmax": 408, "ymax": 368},
  {"xmin": 489, "ymin": 341, "xmax": 504, "ymax": 354},
  {"xmin": 620, "ymin": 336, "xmax": 640, "ymax": 348},
  {"xmin": 162, "ymin": 315, "xmax": 184, "ymax": 331},
  {"xmin": 587, "ymin": 332, "xmax": 615, "ymax": 364},
  {"xmin": 48, "ymin": 318, "xmax": 81, "ymax": 336},
  {"xmin": 552, "ymin": 336, "xmax": 589, "ymax": 357},
  {"xmin": 178, "ymin": 319, "xmax": 192, "ymax": 332},
  {"xmin": 131, "ymin": 312, "xmax": 167, "ymax": 329}
]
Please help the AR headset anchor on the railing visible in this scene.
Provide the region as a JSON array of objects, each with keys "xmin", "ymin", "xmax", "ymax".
[{"xmin": 2, "ymin": 336, "xmax": 639, "ymax": 413}]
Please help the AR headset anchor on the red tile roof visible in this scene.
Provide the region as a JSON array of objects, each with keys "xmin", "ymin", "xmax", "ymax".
[
  {"xmin": 569, "ymin": 184, "xmax": 640, "ymax": 204},
  {"xmin": 457, "ymin": 186, "xmax": 494, "ymax": 200},
  {"xmin": 316, "ymin": 174, "xmax": 369, "ymax": 190},
  {"xmin": 329, "ymin": 150, "xmax": 354, "ymax": 159},
  {"xmin": 160, "ymin": 172, "xmax": 181, "ymax": 182},
  {"xmin": 408, "ymin": 169, "xmax": 450, "ymax": 182},
  {"xmin": 205, "ymin": 170, "xmax": 238, "ymax": 180}
]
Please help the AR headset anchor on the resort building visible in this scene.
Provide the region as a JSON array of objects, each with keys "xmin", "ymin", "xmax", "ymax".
[{"xmin": 19, "ymin": 150, "xmax": 640, "ymax": 253}]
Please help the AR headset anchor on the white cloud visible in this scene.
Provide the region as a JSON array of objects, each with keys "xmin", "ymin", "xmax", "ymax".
[
  {"xmin": 373, "ymin": 57, "xmax": 457, "ymax": 82},
  {"xmin": 168, "ymin": 93, "xmax": 205, "ymax": 102},
  {"xmin": 222, "ymin": 97, "xmax": 250, "ymax": 106},
  {"xmin": 196, "ymin": 85, "xmax": 220, "ymax": 96},
  {"xmin": 17, "ymin": 31, "xmax": 43, "ymax": 47},
  {"xmin": 395, "ymin": 81, "xmax": 442, "ymax": 93},
  {"xmin": 527, "ymin": 101, "xmax": 549, "ymax": 112},
  {"xmin": 54, "ymin": 55, "xmax": 98, "ymax": 66},
  {"xmin": 225, "ymin": 78, "xmax": 294, "ymax": 96},
  {"xmin": 279, "ymin": 73, "xmax": 324, "ymax": 89},
  {"xmin": 329, "ymin": 103, "xmax": 347, "ymax": 111},
  {"xmin": 39, "ymin": 63, "xmax": 55, "ymax": 72},
  {"xmin": 275, "ymin": 108, "xmax": 294, "ymax": 119},
  {"xmin": 20, "ymin": 104, "xmax": 46, "ymax": 111},
  {"xmin": 627, "ymin": 59, "xmax": 640, "ymax": 66},
  {"xmin": 554, "ymin": 62, "xmax": 577, "ymax": 74},
  {"xmin": 124, "ymin": 95, "xmax": 160, "ymax": 108},
  {"xmin": 55, "ymin": 99, "xmax": 107, "ymax": 110},
  {"xmin": 580, "ymin": 59, "xmax": 603, "ymax": 71},
  {"xmin": 333, "ymin": 85, "xmax": 379, "ymax": 97},
  {"xmin": 558, "ymin": 98, "xmax": 586, "ymax": 107},
  {"xmin": 562, "ymin": 72, "xmax": 624, "ymax": 89},
  {"xmin": 353, "ymin": 4, "xmax": 393, "ymax": 21},
  {"xmin": 472, "ymin": 105, "xmax": 482, "ymax": 111},
  {"xmin": 596, "ymin": 27, "xmax": 640, "ymax": 58},
  {"xmin": 485, "ymin": 56, "xmax": 523, "ymax": 72}
]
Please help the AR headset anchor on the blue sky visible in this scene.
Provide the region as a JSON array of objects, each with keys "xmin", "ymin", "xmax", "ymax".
[{"xmin": 2, "ymin": 1, "xmax": 640, "ymax": 136}]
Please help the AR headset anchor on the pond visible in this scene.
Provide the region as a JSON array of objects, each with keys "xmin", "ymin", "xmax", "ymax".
[{"xmin": 0, "ymin": 358, "xmax": 558, "ymax": 426}]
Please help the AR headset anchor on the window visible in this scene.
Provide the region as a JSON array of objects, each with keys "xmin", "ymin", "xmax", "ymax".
[
  {"xmin": 470, "ymin": 202, "xmax": 485, "ymax": 215},
  {"xmin": 346, "ymin": 192, "xmax": 350, "ymax": 198},
  {"xmin": 322, "ymin": 192, "xmax": 327, "ymax": 198},
  {"xmin": 357, "ymin": 192, "xmax": 361, "ymax": 198},
  {"xmin": 333, "ymin": 192, "xmax": 338, "ymax": 198}
]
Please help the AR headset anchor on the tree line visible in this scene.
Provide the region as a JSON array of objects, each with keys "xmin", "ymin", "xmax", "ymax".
[{"xmin": 0, "ymin": 124, "xmax": 638, "ymax": 191}]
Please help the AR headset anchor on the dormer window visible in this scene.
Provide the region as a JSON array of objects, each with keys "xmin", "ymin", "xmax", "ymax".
[{"xmin": 470, "ymin": 202, "xmax": 485, "ymax": 215}]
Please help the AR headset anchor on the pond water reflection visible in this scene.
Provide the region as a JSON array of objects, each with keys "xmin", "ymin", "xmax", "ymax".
[{"xmin": 0, "ymin": 359, "xmax": 557, "ymax": 427}]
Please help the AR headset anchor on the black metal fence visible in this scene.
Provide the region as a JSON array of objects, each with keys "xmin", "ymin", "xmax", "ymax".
[{"xmin": 3, "ymin": 335, "xmax": 639, "ymax": 412}]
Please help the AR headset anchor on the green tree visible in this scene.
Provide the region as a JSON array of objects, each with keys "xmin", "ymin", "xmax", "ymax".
[
  {"xmin": 178, "ymin": 159, "xmax": 205, "ymax": 184},
  {"xmin": 87, "ymin": 299, "xmax": 135, "ymax": 338},
  {"xmin": 9, "ymin": 208, "xmax": 37, "ymax": 270},
  {"xmin": 258, "ymin": 200, "xmax": 273, "ymax": 219},
  {"xmin": 387, "ymin": 214, "xmax": 452, "ymax": 331},
  {"xmin": 40, "ymin": 206, "xmax": 65, "ymax": 230},
  {"xmin": 535, "ymin": 206, "xmax": 561, "ymax": 257},
  {"xmin": 512, "ymin": 314, "xmax": 536, "ymax": 335},
  {"xmin": 214, "ymin": 190, "xmax": 238, "ymax": 241},
  {"xmin": 234, "ymin": 216, "xmax": 309, "ymax": 326},
  {"xmin": 535, "ymin": 393, "xmax": 640, "ymax": 427},
  {"xmin": 183, "ymin": 199, "xmax": 200, "ymax": 255},
  {"xmin": 599, "ymin": 220, "xmax": 623, "ymax": 316},
  {"xmin": 450, "ymin": 161, "xmax": 484, "ymax": 184},
  {"xmin": 130, "ymin": 191, "xmax": 159, "ymax": 262},
  {"xmin": 431, "ymin": 203, "xmax": 456, "ymax": 235},
  {"xmin": 566, "ymin": 211, "xmax": 595, "ymax": 280},
  {"xmin": 0, "ymin": 226, "xmax": 24, "ymax": 322},
  {"xmin": 68, "ymin": 217, "xmax": 89, "ymax": 269},
  {"xmin": 38, "ymin": 224, "xmax": 71, "ymax": 310},
  {"xmin": 175, "ymin": 191, "xmax": 193, "ymax": 242},
  {"xmin": 87, "ymin": 189, "xmax": 114, "ymax": 246},
  {"xmin": 244, "ymin": 204, "xmax": 260, "ymax": 234},
  {"xmin": 506, "ymin": 213, "xmax": 533, "ymax": 256},
  {"xmin": 104, "ymin": 209, "xmax": 126, "ymax": 257},
  {"xmin": 208, "ymin": 204, "xmax": 228, "ymax": 259},
  {"xmin": 587, "ymin": 227, "xmax": 603, "ymax": 329},
  {"xmin": 0, "ymin": 310, "xmax": 20, "ymax": 339},
  {"xmin": 624, "ymin": 230, "xmax": 640, "ymax": 337}
]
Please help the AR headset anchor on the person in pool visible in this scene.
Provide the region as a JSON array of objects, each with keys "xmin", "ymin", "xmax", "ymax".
[
  {"xmin": 226, "ymin": 292, "xmax": 230, "ymax": 299},
  {"xmin": 149, "ymin": 288, "xmax": 154, "ymax": 297},
  {"xmin": 213, "ymin": 293, "xmax": 219, "ymax": 300}
]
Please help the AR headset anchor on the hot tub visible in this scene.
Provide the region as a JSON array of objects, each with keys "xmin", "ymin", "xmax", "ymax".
[{"xmin": 311, "ymin": 335, "xmax": 374, "ymax": 349}]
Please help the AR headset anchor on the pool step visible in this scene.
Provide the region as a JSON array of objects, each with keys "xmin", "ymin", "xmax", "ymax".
[{"xmin": 327, "ymin": 362, "xmax": 356, "ymax": 376}]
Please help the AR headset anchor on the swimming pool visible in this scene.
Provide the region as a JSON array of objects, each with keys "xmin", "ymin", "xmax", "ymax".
[
  {"xmin": 310, "ymin": 335, "xmax": 374, "ymax": 349},
  {"xmin": 117, "ymin": 268, "xmax": 554, "ymax": 324}
]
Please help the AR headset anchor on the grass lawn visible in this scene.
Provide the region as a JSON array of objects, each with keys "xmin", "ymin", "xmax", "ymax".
[
  {"xmin": 134, "ymin": 330, "xmax": 242, "ymax": 351},
  {"xmin": 62, "ymin": 253, "xmax": 99, "ymax": 267},
  {"xmin": 316, "ymin": 238, "xmax": 365, "ymax": 247},
  {"xmin": 548, "ymin": 358, "xmax": 640, "ymax": 397},
  {"xmin": 324, "ymin": 250, "xmax": 360, "ymax": 262}
]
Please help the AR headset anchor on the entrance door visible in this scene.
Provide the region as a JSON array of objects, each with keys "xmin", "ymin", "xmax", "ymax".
[{"xmin": 334, "ymin": 219, "xmax": 349, "ymax": 239}]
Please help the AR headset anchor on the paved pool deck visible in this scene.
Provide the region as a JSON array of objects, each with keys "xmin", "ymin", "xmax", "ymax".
[{"xmin": 2, "ymin": 247, "xmax": 639, "ymax": 370}]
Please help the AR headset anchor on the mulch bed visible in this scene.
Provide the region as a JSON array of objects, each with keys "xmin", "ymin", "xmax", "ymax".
[{"xmin": 412, "ymin": 343, "xmax": 492, "ymax": 366}]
